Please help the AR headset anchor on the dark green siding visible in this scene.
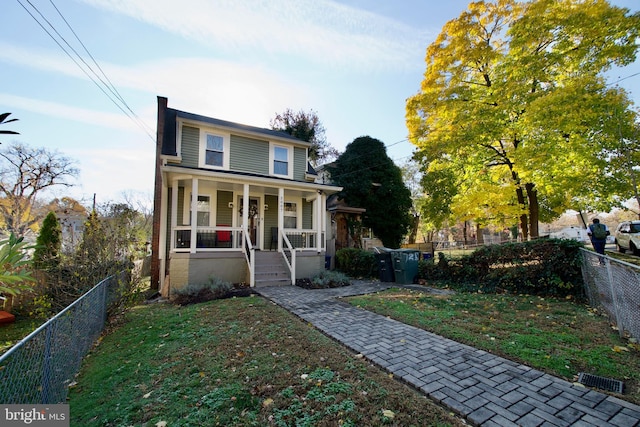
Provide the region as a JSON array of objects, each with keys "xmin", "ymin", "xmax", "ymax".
[
  {"xmin": 303, "ymin": 200, "xmax": 313, "ymax": 229},
  {"xmin": 230, "ymin": 135, "xmax": 269, "ymax": 175},
  {"xmin": 216, "ymin": 191, "xmax": 233, "ymax": 226},
  {"xmin": 294, "ymin": 147, "xmax": 307, "ymax": 180},
  {"xmin": 181, "ymin": 126, "xmax": 199, "ymax": 167}
]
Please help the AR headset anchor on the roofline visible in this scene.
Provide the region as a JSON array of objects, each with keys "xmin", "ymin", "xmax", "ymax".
[{"xmin": 170, "ymin": 108, "xmax": 309, "ymax": 146}]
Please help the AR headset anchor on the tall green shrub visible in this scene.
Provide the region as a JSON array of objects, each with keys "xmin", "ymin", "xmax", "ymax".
[
  {"xmin": 335, "ymin": 248, "xmax": 376, "ymax": 278},
  {"xmin": 33, "ymin": 211, "xmax": 61, "ymax": 270}
]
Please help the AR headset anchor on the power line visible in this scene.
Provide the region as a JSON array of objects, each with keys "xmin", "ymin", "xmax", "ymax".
[
  {"xmin": 607, "ymin": 71, "xmax": 640, "ymax": 87},
  {"xmin": 47, "ymin": 0, "xmax": 155, "ymax": 137},
  {"xmin": 15, "ymin": 0, "xmax": 156, "ymax": 142}
]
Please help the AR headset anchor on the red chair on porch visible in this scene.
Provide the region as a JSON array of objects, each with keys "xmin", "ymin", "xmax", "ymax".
[{"xmin": 216, "ymin": 225, "xmax": 231, "ymax": 248}]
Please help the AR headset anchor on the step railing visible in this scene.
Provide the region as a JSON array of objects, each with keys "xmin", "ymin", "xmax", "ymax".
[
  {"xmin": 242, "ymin": 229, "xmax": 255, "ymax": 286},
  {"xmin": 280, "ymin": 229, "xmax": 296, "ymax": 285}
]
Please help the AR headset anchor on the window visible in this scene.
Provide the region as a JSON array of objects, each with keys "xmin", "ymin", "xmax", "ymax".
[
  {"xmin": 284, "ymin": 202, "xmax": 297, "ymax": 228},
  {"xmin": 189, "ymin": 195, "xmax": 210, "ymax": 226},
  {"xmin": 205, "ymin": 134, "xmax": 224, "ymax": 167},
  {"xmin": 274, "ymin": 146, "xmax": 289, "ymax": 176},
  {"xmin": 198, "ymin": 128, "xmax": 229, "ymax": 170}
]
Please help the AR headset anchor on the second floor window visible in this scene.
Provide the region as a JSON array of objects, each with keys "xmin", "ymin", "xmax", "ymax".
[
  {"xmin": 274, "ymin": 146, "xmax": 289, "ymax": 176},
  {"xmin": 205, "ymin": 134, "xmax": 224, "ymax": 167}
]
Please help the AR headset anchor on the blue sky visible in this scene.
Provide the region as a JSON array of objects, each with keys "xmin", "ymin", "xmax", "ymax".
[{"xmin": 1, "ymin": 0, "xmax": 640, "ymax": 206}]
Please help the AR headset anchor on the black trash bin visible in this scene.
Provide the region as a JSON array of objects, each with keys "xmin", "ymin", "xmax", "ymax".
[
  {"xmin": 374, "ymin": 247, "xmax": 395, "ymax": 282},
  {"xmin": 392, "ymin": 249, "xmax": 421, "ymax": 284}
]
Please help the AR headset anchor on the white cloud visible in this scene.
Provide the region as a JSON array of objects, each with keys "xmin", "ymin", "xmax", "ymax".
[
  {"xmin": 0, "ymin": 42, "xmax": 308, "ymax": 129},
  {"xmin": 0, "ymin": 92, "xmax": 138, "ymax": 131},
  {"xmin": 79, "ymin": 0, "xmax": 426, "ymax": 71}
]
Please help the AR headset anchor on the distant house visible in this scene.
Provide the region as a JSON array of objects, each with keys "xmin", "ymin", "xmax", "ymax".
[
  {"xmin": 57, "ymin": 214, "xmax": 85, "ymax": 253},
  {"xmin": 150, "ymin": 97, "xmax": 341, "ymax": 295}
]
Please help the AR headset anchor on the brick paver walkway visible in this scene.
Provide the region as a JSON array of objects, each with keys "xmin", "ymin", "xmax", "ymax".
[{"xmin": 255, "ymin": 282, "xmax": 640, "ymax": 427}]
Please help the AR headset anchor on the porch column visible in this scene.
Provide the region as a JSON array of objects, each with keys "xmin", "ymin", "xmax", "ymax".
[
  {"xmin": 170, "ymin": 179, "xmax": 179, "ymax": 250},
  {"xmin": 316, "ymin": 191, "xmax": 323, "ymax": 252},
  {"xmin": 242, "ymin": 183, "xmax": 250, "ymax": 235},
  {"xmin": 321, "ymin": 192, "xmax": 327, "ymax": 251},
  {"xmin": 278, "ymin": 188, "xmax": 284, "ymax": 251},
  {"xmin": 190, "ymin": 178, "xmax": 199, "ymax": 253}
]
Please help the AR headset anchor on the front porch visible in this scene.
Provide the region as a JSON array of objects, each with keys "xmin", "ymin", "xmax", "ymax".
[{"xmin": 161, "ymin": 173, "xmax": 337, "ymax": 292}]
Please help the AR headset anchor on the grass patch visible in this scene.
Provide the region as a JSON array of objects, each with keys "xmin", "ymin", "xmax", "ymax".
[
  {"xmin": 69, "ymin": 296, "xmax": 463, "ymax": 426},
  {"xmin": 0, "ymin": 315, "xmax": 43, "ymax": 355},
  {"xmin": 347, "ymin": 288, "xmax": 640, "ymax": 405}
]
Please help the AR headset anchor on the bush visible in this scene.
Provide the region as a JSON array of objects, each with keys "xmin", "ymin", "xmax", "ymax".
[
  {"xmin": 418, "ymin": 239, "xmax": 585, "ymax": 298},
  {"xmin": 335, "ymin": 248, "xmax": 376, "ymax": 278},
  {"xmin": 172, "ymin": 277, "xmax": 232, "ymax": 305},
  {"xmin": 307, "ymin": 270, "xmax": 351, "ymax": 289}
]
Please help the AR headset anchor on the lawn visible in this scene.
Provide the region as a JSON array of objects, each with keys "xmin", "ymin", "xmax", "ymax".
[
  {"xmin": 0, "ymin": 315, "xmax": 43, "ymax": 355},
  {"xmin": 346, "ymin": 287, "xmax": 640, "ymax": 405},
  {"xmin": 69, "ymin": 295, "xmax": 464, "ymax": 427}
]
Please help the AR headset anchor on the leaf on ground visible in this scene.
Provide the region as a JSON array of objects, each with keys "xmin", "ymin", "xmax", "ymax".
[
  {"xmin": 382, "ymin": 409, "xmax": 395, "ymax": 419},
  {"xmin": 263, "ymin": 398, "xmax": 274, "ymax": 407},
  {"xmin": 612, "ymin": 346, "xmax": 629, "ymax": 353},
  {"xmin": 155, "ymin": 421, "xmax": 167, "ymax": 427},
  {"xmin": 143, "ymin": 392, "xmax": 152, "ymax": 398}
]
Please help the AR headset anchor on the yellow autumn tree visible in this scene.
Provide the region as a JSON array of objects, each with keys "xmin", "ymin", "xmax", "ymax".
[{"xmin": 407, "ymin": 0, "xmax": 640, "ymax": 238}]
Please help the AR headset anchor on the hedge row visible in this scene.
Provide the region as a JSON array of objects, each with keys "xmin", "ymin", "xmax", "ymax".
[
  {"xmin": 419, "ymin": 239, "xmax": 585, "ymax": 297},
  {"xmin": 335, "ymin": 248, "xmax": 377, "ymax": 278}
]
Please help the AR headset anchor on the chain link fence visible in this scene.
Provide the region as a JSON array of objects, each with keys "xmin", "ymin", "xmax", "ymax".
[
  {"xmin": 0, "ymin": 272, "xmax": 128, "ymax": 404},
  {"xmin": 581, "ymin": 249, "xmax": 640, "ymax": 341}
]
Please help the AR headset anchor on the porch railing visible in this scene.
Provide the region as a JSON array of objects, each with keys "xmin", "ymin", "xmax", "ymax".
[
  {"xmin": 174, "ymin": 226, "xmax": 241, "ymax": 250},
  {"xmin": 173, "ymin": 227, "xmax": 325, "ymax": 252},
  {"xmin": 281, "ymin": 230, "xmax": 296, "ymax": 285},
  {"xmin": 283, "ymin": 229, "xmax": 325, "ymax": 251}
]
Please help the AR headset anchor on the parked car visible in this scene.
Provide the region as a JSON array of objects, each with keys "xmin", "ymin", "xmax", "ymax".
[{"xmin": 614, "ymin": 220, "xmax": 640, "ymax": 255}]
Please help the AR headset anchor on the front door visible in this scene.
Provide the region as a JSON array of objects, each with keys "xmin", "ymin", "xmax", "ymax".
[{"xmin": 238, "ymin": 197, "xmax": 260, "ymax": 247}]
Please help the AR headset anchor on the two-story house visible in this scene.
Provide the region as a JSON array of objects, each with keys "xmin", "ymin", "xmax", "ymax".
[{"xmin": 151, "ymin": 97, "xmax": 341, "ymax": 296}]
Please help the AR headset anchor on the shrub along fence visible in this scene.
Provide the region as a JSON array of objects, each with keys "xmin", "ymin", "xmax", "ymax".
[
  {"xmin": 419, "ymin": 239, "xmax": 585, "ymax": 297},
  {"xmin": 581, "ymin": 249, "xmax": 640, "ymax": 341},
  {"xmin": 0, "ymin": 271, "xmax": 129, "ymax": 404}
]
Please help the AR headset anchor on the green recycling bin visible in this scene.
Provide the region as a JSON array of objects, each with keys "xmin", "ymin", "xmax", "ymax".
[{"xmin": 391, "ymin": 249, "xmax": 420, "ymax": 284}]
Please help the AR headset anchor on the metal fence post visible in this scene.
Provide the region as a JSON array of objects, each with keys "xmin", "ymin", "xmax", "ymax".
[{"xmin": 40, "ymin": 323, "xmax": 53, "ymax": 403}]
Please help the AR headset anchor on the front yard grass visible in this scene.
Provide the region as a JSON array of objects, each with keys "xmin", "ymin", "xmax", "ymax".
[
  {"xmin": 346, "ymin": 287, "xmax": 640, "ymax": 405},
  {"xmin": 69, "ymin": 295, "xmax": 464, "ymax": 426}
]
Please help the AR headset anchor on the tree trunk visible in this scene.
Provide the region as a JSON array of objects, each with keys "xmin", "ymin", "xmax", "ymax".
[
  {"xmin": 476, "ymin": 223, "xmax": 484, "ymax": 244},
  {"xmin": 463, "ymin": 221, "xmax": 468, "ymax": 246},
  {"xmin": 408, "ymin": 214, "xmax": 419, "ymax": 244},
  {"xmin": 511, "ymin": 170, "xmax": 529, "ymax": 240},
  {"xmin": 526, "ymin": 183, "xmax": 539, "ymax": 238},
  {"xmin": 516, "ymin": 186, "xmax": 529, "ymax": 240}
]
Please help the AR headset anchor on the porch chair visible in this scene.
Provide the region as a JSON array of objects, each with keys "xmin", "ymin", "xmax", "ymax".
[
  {"xmin": 215, "ymin": 225, "xmax": 232, "ymax": 248},
  {"xmin": 270, "ymin": 227, "xmax": 278, "ymax": 250}
]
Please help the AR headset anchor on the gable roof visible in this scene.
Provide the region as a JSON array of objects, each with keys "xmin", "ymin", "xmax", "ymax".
[{"xmin": 162, "ymin": 107, "xmax": 309, "ymax": 157}]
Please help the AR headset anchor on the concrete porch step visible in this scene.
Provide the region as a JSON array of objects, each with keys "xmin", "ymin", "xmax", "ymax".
[
  {"xmin": 253, "ymin": 251, "xmax": 291, "ymax": 287},
  {"xmin": 254, "ymin": 277, "xmax": 291, "ymax": 287}
]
